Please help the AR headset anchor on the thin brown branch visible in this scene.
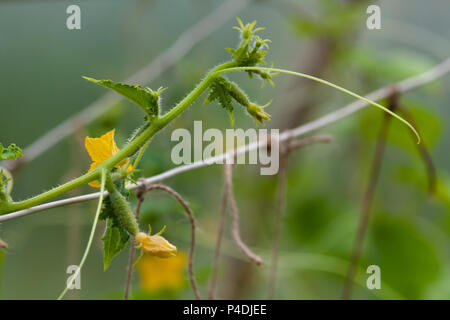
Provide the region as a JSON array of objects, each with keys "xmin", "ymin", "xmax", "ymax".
[
  {"xmin": 0, "ymin": 238, "xmax": 7, "ymax": 249},
  {"xmin": 286, "ymin": 135, "xmax": 333, "ymax": 151},
  {"xmin": 268, "ymin": 147, "xmax": 288, "ymax": 300},
  {"xmin": 225, "ymin": 163, "xmax": 263, "ymax": 266},
  {"xmin": 396, "ymin": 104, "xmax": 437, "ymax": 195},
  {"xmin": 342, "ymin": 91, "xmax": 398, "ymax": 299},
  {"xmin": 123, "ymin": 182, "xmax": 146, "ymax": 300},
  {"xmin": 139, "ymin": 183, "xmax": 201, "ymax": 300},
  {"xmin": 208, "ymin": 167, "xmax": 229, "ymax": 300},
  {"xmin": 268, "ymin": 134, "xmax": 333, "ymax": 299}
]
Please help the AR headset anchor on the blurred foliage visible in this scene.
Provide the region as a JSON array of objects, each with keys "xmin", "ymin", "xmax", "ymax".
[
  {"xmin": 358, "ymin": 100, "xmax": 442, "ymax": 154},
  {"xmin": 368, "ymin": 213, "xmax": 441, "ymax": 299},
  {"xmin": 350, "ymin": 49, "xmax": 436, "ymax": 82},
  {"xmin": 291, "ymin": 0, "xmax": 365, "ymax": 39}
]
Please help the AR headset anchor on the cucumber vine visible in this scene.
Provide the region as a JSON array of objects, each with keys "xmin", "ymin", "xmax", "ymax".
[{"xmin": 0, "ymin": 18, "xmax": 419, "ymax": 299}]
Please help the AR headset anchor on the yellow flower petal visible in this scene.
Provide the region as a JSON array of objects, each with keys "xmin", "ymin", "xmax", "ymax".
[
  {"xmin": 137, "ymin": 252, "xmax": 187, "ymax": 292},
  {"xmin": 84, "ymin": 129, "xmax": 133, "ymax": 188},
  {"xmin": 85, "ymin": 129, "xmax": 117, "ymax": 163},
  {"xmin": 87, "ymin": 162, "xmax": 101, "ymax": 188}
]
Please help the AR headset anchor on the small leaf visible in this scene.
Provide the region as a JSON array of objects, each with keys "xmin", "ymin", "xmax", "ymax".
[
  {"xmin": 0, "ymin": 143, "xmax": 22, "ymax": 160},
  {"xmin": 204, "ymin": 77, "xmax": 235, "ymax": 126},
  {"xmin": 102, "ymin": 217, "xmax": 130, "ymax": 271},
  {"xmin": 83, "ymin": 77, "xmax": 165, "ymax": 118},
  {"xmin": 99, "ymin": 180, "xmax": 132, "ymax": 271},
  {"xmin": 0, "ymin": 169, "xmax": 12, "ymax": 201}
]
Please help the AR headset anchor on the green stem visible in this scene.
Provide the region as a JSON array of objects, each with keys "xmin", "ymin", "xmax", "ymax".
[
  {"xmin": 0, "ymin": 61, "xmax": 235, "ymax": 216},
  {"xmin": 132, "ymin": 140, "xmax": 151, "ymax": 169},
  {"xmin": 57, "ymin": 168, "xmax": 107, "ymax": 300}
]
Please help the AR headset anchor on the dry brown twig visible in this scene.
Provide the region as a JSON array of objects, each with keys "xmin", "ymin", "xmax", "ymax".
[
  {"xmin": 268, "ymin": 134, "xmax": 333, "ymax": 299},
  {"xmin": 342, "ymin": 90, "xmax": 398, "ymax": 299},
  {"xmin": 0, "ymin": 238, "xmax": 7, "ymax": 249},
  {"xmin": 205, "ymin": 134, "xmax": 333, "ymax": 299},
  {"xmin": 396, "ymin": 104, "xmax": 437, "ymax": 195},
  {"xmin": 225, "ymin": 163, "xmax": 264, "ymax": 266},
  {"xmin": 123, "ymin": 182, "xmax": 201, "ymax": 300},
  {"xmin": 123, "ymin": 182, "xmax": 146, "ymax": 300},
  {"xmin": 208, "ymin": 168, "xmax": 230, "ymax": 299}
]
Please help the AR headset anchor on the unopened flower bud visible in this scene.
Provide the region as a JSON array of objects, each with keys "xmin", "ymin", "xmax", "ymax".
[{"xmin": 247, "ymin": 101, "xmax": 272, "ymax": 126}]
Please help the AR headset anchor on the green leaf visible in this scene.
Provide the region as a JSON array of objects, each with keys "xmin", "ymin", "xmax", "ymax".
[
  {"xmin": 100, "ymin": 179, "xmax": 131, "ymax": 271},
  {"xmin": 0, "ymin": 143, "xmax": 22, "ymax": 160},
  {"xmin": 204, "ymin": 77, "xmax": 235, "ymax": 126},
  {"xmin": 102, "ymin": 217, "xmax": 130, "ymax": 271},
  {"xmin": 83, "ymin": 77, "xmax": 165, "ymax": 118},
  {"xmin": 0, "ymin": 169, "xmax": 12, "ymax": 202}
]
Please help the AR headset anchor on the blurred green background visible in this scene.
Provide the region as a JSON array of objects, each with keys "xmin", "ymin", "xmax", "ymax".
[{"xmin": 0, "ymin": 0, "xmax": 449, "ymax": 299}]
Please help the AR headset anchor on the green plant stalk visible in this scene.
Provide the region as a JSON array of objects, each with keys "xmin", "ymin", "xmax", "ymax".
[
  {"xmin": 1, "ymin": 63, "xmax": 406, "ymax": 216},
  {"xmin": 57, "ymin": 168, "xmax": 107, "ymax": 300},
  {"xmin": 0, "ymin": 61, "xmax": 236, "ymax": 216}
]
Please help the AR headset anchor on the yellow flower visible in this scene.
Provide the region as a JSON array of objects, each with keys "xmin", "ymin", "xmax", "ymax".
[
  {"xmin": 84, "ymin": 129, "xmax": 132, "ymax": 188},
  {"xmin": 137, "ymin": 252, "xmax": 187, "ymax": 292},
  {"xmin": 135, "ymin": 231, "xmax": 177, "ymax": 258}
]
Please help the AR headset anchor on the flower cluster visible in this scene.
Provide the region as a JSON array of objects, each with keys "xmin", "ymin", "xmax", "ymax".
[{"xmin": 227, "ymin": 18, "xmax": 275, "ymax": 87}]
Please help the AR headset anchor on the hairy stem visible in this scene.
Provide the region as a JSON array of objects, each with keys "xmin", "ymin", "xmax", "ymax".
[
  {"xmin": 0, "ymin": 62, "xmax": 235, "ymax": 216},
  {"xmin": 225, "ymin": 163, "xmax": 263, "ymax": 266},
  {"xmin": 2, "ymin": 58, "xmax": 449, "ymax": 222}
]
